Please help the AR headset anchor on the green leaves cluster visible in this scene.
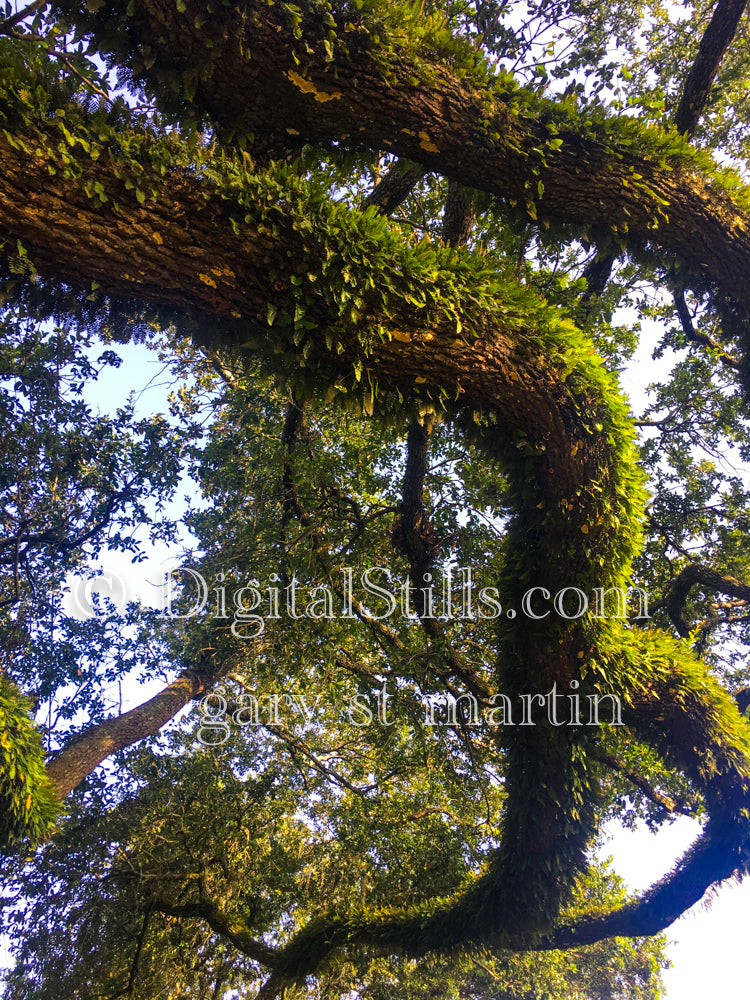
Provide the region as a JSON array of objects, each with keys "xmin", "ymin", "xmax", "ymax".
[{"xmin": 0, "ymin": 674, "xmax": 57, "ymax": 848}]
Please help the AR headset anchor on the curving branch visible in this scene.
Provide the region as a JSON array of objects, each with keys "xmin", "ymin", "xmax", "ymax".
[
  {"xmin": 148, "ymin": 895, "xmax": 279, "ymax": 968},
  {"xmin": 657, "ymin": 563, "xmax": 750, "ymax": 638},
  {"xmin": 244, "ymin": 633, "xmax": 750, "ymax": 994},
  {"xmin": 673, "ymin": 290, "xmax": 741, "ymax": 368},
  {"xmin": 46, "ymin": 0, "xmax": 750, "ymax": 312},
  {"xmin": 3, "ymin": 65, "xmax": 749, "ymax": 961}
]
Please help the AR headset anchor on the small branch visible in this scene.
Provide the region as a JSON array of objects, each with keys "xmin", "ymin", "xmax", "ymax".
[
  {"xmin": 471, "ymin": 956, "xmax": 501, "ymax": 981},
  {"xmin": 53, "ymin": 53, "xmax": 110, "ymax": 102},
  {"xmin": 127, "ymin": 907, "xmax": 152, "ymax": 996},
  {"xmin": 262, "ymin": 722, "xmax": 384, "ymax": 795},
  {"xmin": 406, "ymin": 805, "xmax": 460, "ymax": 824},
  {"xmin": 0, "ymin": 0, "xmax": 47, "ymax": 35},
  {"xmin": 674, "ymin": 290, "xmax": 741, "ymax": 368},
  {"xmin": 590, "ymin": 747, "xmax": 696, "ymax": 817},
  {"xmin": 635, "ymin": 404, "xmax": 683, "ymax": 429},
  {"xmin": 149, "ymin": 895, "xmax": 278, "ymax": 967}
]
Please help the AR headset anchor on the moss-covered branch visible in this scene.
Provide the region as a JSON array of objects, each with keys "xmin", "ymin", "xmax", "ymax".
[{"xmin": 51, "ymin": 0, "xmax": 750, "ymax": 313}]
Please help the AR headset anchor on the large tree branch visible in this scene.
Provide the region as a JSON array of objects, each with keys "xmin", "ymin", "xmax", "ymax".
[
  {"xmin": 52, "ymin": 0, "xmax": 750, "ymax": 312},
  {"xmin": 545, "ymin": 652, "xmax": 750, "ymax": 946},
  {"xmin": 245, "ymin": 637, "xmax": 750, "ymax": 993},
  {"xmin": 581, "ymin": 0, "xmax": 748, "ymax": 316},
  {"xmin": 0, "ymin": 123, "xmax": 624, "ymax": 573}
]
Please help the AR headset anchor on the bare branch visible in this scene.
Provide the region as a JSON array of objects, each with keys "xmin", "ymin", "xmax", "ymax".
[
  {"xmin": 148, "ymin": 895, "xmax": 279, "ymax": 967},
  {"xmin": 675, "ymin": 0, "xmax": 749, "ymax": 136},
  {"xmin": 364, "ymin": 161, "xmax": 425, "ymax": 216},
  {"xmin": 674, "ymin": 290, "xmax": 741, "ymax": 368},
  {"xmin": 0, "ymin": 0, "xmax": 47, "ymax": 35},
  {"xmin": 659, "ymin": 563, "xmax": 750, "ymax": 638}
]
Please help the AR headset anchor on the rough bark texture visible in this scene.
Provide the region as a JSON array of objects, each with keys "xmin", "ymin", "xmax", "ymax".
[
  {"xmin": 675, "ymin": 0, "xmax": 749, "ymax": 136},
  {"xmin": 364, "ymin": 161, "xmax": 426, "ymax": 215},
  {"xmin": 3, "ymin": 0, "xmax": 750, "ymax": 978},
  {"xmin": 0, "ymin": 130, "xmax": 617, "ymax": 545},
  {"xmin": 46, "ymin": 671, "xmax": 207, "ymax": 798},
  {"xmin": 48, "ymin": 0, "xmax": 750, "ymax": 310}
]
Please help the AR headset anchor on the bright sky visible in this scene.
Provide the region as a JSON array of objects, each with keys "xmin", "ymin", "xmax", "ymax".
[{"xmin": 605, "ymin": 817, "xmax": 750, "ymax": 997}]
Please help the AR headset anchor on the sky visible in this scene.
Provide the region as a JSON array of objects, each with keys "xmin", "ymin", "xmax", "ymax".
[{"xmin": 606, "ymin": 816, "xmax": 750, "ymax": 996}]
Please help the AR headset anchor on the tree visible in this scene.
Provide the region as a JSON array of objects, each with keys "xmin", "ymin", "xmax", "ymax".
[{"xmin": 2, "ymin": 0, "xmax": 750, "ymax": 995}]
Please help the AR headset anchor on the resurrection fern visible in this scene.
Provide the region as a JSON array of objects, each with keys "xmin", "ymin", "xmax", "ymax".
[{"xmin": 0, "ymin": 675, "xmax": 58, "ymax": 849}]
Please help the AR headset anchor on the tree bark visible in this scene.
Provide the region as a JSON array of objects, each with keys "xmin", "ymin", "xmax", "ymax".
[
  {"xmin": 3, "ymin": 0, "xmax": 750, "ymax": 966},
  {"xmin": 46, "ymin": 671, "xmax": 207, "ymax": 798},
  {"xmin": 52, "ymin": 0, "xmax": 750, "ymax": 310},
  {"xmin": 675, "ymin": 0, "xmax": 748, "ymax": 136},
  {"xmin": 0, "ymin": 126, "xmax": 623, "ymax": 561}
]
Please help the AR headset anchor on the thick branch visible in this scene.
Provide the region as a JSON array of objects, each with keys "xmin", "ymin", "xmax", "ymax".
[
  {"xmin": 393, "ymin": 420, "xmax": 435, "ymax": 605},
  {"xmin": 441, "ymin": 182, "xmax": 477, "ymax": 248},
  {"xmin": 364, "ymin": 161, "xmax": 425, "ymax": 216},
  {"xmin": 661, "ymin": 563, "xmax": 750, "ymax": 638},
  {"xmin": 579, "ymin": 251, "xmax": 615, "ymax": 315},
  {"xmin": 546, "ymin": 656, "xmax": 750, "ymax": 945},
  {"xmin": 248, "ymin": 639, "xmax": 750, "ymax": 986},
  {"xmin": 0, "ymin": 123, "xmax": 622, "ymax": 576},
  {"xmin": 675, "ymin": 0, "xmax": 749, "ymax": 136},
  {"xmin": 579, "ymin": 0, "xmax": 748, "ymax": 312},
  {"xmin": 53, "ymin": 0, "xmax": 750, "ymax": 311},
  {"xmin": 45, "ymin": 670, "xmax": 207, "ymax": 798},
  {"xmin": 5, "ymin": 9, "xmax": 750, "ymax": 959}
]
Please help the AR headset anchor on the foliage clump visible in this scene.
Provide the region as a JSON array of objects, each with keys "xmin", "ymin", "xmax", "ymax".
[{"xmin": 0, "ymin": 675, "xmax": 58, "ymax": 848}]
